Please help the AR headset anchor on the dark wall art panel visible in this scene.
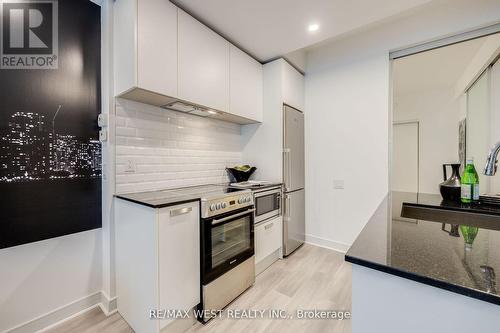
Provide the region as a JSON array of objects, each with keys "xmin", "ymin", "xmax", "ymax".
[{"xmin": 0, "ymin": 0, "xmax": 102, "ymax": 249}]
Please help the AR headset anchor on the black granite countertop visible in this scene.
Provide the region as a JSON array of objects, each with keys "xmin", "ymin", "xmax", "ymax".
[
  {"xmin": 114, "ymin": 182, "xmax": 281, "ymax": 209},
  {"xmin": 345, "ymin": 191, "xmax": 500, "ymax": 305},
  {"xmin": 402, "ymin": 192, "xmax": 500, "ymax": 216},
  {"xmin": 115, "ymin": 189, "xmax": 201, "ymax": 208}
]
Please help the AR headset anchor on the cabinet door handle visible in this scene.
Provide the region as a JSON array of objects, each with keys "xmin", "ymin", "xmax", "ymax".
[
  {"xmin": 265, "ymin": 222, "xmax": 274, "ymax": 230},
  {"xmin": 170, "ymin": 206, "xmax": 192, "ymax": 217}
]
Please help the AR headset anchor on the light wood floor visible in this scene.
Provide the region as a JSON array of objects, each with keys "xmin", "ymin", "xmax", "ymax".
[
  {"xmin": 46, "ymin": 244, "xmax": 352, "ymax": 333},
  {"xmin": 44, "ymin": 308, "xmax": 133, "ymax": 333}
]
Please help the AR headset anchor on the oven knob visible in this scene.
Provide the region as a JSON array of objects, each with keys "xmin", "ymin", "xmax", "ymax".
[
  {"xmin": 246, "ymin": 197, "xmax": 251, "ymax": 203},
  {"xmin": 210, "ymin": 204, "xmax": 216, "ymax": 211},
  {"xmin": 238, "ymin": 198, "xmax": 243, "ymax": 204},
  {"xmin": 216, "ymin": 203, "xmax": 222, "ymax": 210},
  {"xmin": 221, "ymin": 202, "xmax": 227, "ymax": 209}
]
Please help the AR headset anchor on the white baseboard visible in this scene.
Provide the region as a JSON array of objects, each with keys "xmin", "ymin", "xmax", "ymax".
[
  {"xmin": 305, "ymin": 234, "xmax": 351, "ymax": 254},
  {"xmin": 99, "ymin": 291, "xmax": 118, "ymax": 316},
  {"xmin": 3, "ymin": 291, "xmax": 117, "ymax": 333}
]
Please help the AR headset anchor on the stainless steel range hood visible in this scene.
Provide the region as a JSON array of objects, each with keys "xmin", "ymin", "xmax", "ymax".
[{"xmin": 117, "ymin": 87, "xmax": 259, "ymax": 125}]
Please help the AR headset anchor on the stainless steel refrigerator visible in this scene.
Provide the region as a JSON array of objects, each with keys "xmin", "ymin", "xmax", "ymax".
[{"xmin": 283, "ymin": 104, "xmax": 305, "ymax": 256}]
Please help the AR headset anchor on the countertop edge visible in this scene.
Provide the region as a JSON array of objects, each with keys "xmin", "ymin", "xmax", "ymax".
[
  {"xmin": 345, "ymin": 254, "xmax": 500, "ymax": 306},
  {"xmin": 114, "ymin": 195, "xmax": 200, "ymax": 209},
  {"xmin": 402, "ymin": 201, "xmax": 500, "ymax": 216}
]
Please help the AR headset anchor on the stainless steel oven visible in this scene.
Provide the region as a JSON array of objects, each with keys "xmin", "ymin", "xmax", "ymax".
[
  {"xmin": 254, "ymin": 187, "xmax": 282, "ymax": 224},
  {"xmin": 201, "ymin": 206, "xmax": 255, "ymax": 283},
  {"xmin": 199, "ymin": 203, "xmax": 255, "ymax": 322}
]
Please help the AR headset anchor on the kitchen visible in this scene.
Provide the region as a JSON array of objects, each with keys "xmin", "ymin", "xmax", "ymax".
[{"xmin": 1, "ymin": 1, "xmax": 500, "ymax": 333}]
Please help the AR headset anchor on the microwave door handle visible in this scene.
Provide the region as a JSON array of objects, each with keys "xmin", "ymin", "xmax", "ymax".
[{"xmin": 212, "ymin": 209, "xmax": 255, "ymax": 226}]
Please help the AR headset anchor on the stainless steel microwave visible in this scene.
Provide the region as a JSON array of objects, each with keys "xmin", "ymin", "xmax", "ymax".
[{"xmin": 253, "ymin": 187, "xmax": 281, "ymax": 224}]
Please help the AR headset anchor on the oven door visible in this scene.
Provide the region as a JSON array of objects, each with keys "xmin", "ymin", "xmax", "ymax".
[
  {"xmin": 254, "ymin": 188, "xmax": 281, "ymax": 224},
  {"xmin": 201, "ymin": 207, "xmax": 255, "ymax": 284}
]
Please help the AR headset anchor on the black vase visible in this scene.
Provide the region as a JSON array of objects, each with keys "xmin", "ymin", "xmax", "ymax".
[
  {"xmin": 440, "ymin": 163, "xmax": 461, "ymax": 202},
  {"xmin": 226, "ymin": 167, "xmax": 257, "ymax": 183}
]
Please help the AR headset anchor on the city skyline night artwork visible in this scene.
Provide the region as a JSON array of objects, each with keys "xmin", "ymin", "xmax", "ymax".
[{"xmin": 0, "ymin": 0, "xmax": 102, "ymax": 249}]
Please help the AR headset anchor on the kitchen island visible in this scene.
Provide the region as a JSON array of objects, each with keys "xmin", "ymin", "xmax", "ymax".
[{"xmin": 346, "ymin": 192, "xmax": 500, "ymax": 333}]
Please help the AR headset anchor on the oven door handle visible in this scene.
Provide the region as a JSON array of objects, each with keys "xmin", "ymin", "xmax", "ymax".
[{"xmin": 211, "ymin": 209, "xmax": 255, "ymax": 226}]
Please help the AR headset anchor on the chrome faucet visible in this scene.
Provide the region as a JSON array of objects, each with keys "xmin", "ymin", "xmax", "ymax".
[{"xmin": 484, "ymin": 141, "xmax": 500, "ymax": 176}]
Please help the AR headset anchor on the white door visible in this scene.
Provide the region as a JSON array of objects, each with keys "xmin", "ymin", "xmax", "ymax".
[{"xmin": 392, "ymin": 122, "xmax": 419, "ymax": 193}]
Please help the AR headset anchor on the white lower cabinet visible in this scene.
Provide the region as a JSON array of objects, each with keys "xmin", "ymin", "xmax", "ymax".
[
  {"xmin": 115, "ymin": 199, "xmax": 200, "ymax": 333},
  {"xmin": 158, "ymin": 203, "xmax": 200, "ymax": 330},
  {"xmin": 255, "ymin": 216, "xmax": 282, "ymax": 274}
]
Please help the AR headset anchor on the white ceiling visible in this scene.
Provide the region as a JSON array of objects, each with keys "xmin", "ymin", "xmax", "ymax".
[
  {"xmin": 393, "ymin": 37, "xmax": 487, "ymax": 97},
  {"xmin": 172, "ymin": 0, "xmax": 435, "ymax": 62}
]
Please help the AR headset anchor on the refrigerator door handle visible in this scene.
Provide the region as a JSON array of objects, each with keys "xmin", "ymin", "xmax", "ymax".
[
  {"xmin": 284, "ymin": 194, "xmax": 291, "ymax": 218},
  {"xmin": 284, "ymin": 148, "xmax": 291, "ymax": 191}
]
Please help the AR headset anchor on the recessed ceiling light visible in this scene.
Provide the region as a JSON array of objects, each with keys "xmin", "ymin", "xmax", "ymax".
[
  {"xmin": 308, "ymin": 23, "xmax": 319, "ymax": 32},
  {"xmin": 207, "ymin": 110, "xmax": 218, "ymax": 115}
]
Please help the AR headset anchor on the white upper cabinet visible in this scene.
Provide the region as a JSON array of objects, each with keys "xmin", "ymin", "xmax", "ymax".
[
  {"xmin": 282, "ymin": 61, "xmax": 305, "ymax": 111},
  {"xmin": 178, "ymin": 10, "xmax": 230, "ymax": 112},
  {"xmin": 137, "ymin": 0, "xmax": 177, "ymax": 97},
  {"xmin": 114, "ymin": 0, "xmax": 178, "ymax": 97},
  {"xmin": 114, "ymin": 2, "xmax": 263, "ymax": 124},
  {"xmin": 230, "ymin": 45, "xmax": 263, "ymax": 122}
]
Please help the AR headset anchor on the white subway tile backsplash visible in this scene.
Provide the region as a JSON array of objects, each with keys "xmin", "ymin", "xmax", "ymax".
[
  {"xmin": 116, "ymin": 126, "xmax": 136, "ymax": 137},
  {"xmin": 115, "ymin": 99, "xmax": 243, "ymax": 194}
]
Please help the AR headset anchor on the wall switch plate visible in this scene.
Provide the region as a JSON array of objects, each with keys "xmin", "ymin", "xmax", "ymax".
[
  {"xmin": 125, "ymin": 160, "xmax": 136, "ymax": 173},
  {"xmin": 99, "ymin": 129, "xmax": 108, "ymax": 142},
  {"xmin": 98, "ymin": 113, "xmax": 108, "ymax": 127},
  {"xmin": 333, "ymin": 179, "xmax": 345, "ymax": 189}
]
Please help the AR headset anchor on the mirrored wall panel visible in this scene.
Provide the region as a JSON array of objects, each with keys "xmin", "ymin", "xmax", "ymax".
[{"xmin": 392, "ymin": 33, "xmax": 500, "ymax": 198}]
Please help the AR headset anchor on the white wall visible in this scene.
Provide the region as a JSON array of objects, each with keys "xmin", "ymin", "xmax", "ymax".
[
  {"xmin": 242, "ymin": 60, "xmax": 284, "ymax": 183},
  {"xmin": 392, "ymin": 122, "xmax": 419, "ymax": 193},
  {"xmin": 305, "ymin": 0, "xmax": 500, "ymax": 250},
  {"xmin": 284, "ymin": 49, "xmax": 307, "ymax": 73},
  {"xmin": 241, "ymin": 58, "xmax": 305, "ymax": 183},
  {"xmin": 115, "ymin": 99, "xmax": 242, "ymax": 194},
  {"xmin": 394, "ymin": 89, "xmax": 461, "ymax": 194},
  {"xmin": 0, "ymin": 231, "xmax": 102, "ymax": 332}
]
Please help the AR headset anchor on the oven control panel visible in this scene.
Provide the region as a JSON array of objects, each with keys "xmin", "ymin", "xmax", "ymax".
[{"xmin": 201, "ymin": 192, "xmax": 254, "ymax": 218}]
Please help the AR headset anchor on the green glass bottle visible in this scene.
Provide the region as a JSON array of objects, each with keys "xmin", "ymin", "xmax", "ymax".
[
  {"xmin": 460, "ymin": 225, "xmax": 479, "ymax": 248},
  {"xmin": 461, "ymin": 158, "xmax": 479, "ymax": 203}
]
